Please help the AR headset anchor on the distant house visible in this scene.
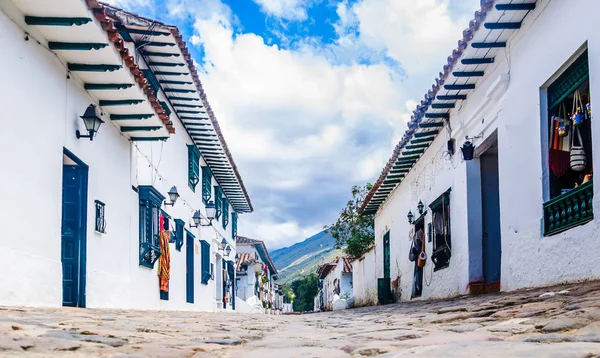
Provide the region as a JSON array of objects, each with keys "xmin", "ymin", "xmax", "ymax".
[
  {"xmin": 235, "ymin": 236, "xmax": 279, "ymax": 312},
  {"xmin": 316, "ymin": 257, "xmax": 353, "ymax": 310}
]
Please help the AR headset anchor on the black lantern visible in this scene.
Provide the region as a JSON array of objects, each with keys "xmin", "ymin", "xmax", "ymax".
[
  {"xmin": 225, "ymin": 244, "xmax": 232, "ymax": 256},
  {"xmin": 205, "ymin": 200, "xmax": 216, "ymax": 222},
  {"xmin": 461, "ymin": 139, "xmax": 476, "ymax": 161},
  {"xmin": 407, "ymin": 210, "xmax": 414, "ymax": 224},
  {"xmin": 220, "ymin": 238, "xmax": 227, "ymax": 250},
  {"xmin": 191, "ymin": 210, "xmax": 202, "ymax": 228},
  {"xmin": 164, "ymin": 186, "xmax": 179, "ymax": 206},
  {"xmin": 417, "ymin": 200, "xmax": 424, "ymax": 215},
  {"xmin": 76, "ymin": 104, "xmax": 104, "ymax": 141}
]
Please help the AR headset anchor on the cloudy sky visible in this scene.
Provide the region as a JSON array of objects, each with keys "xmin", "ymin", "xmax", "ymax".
[{"xmin": 111, "ymin": 0, "xmax": 480, "ymax": 249}]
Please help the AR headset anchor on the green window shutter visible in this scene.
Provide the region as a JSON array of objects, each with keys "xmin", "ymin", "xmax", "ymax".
[
  {"xmin": 222, "ymin": 198, "xmax": 229, "ymax": 229},
  {"xmin": 214, "ymin": 186, "xmax": 222, "ymax": 221},
  {"xmin": 201, "ymin": 167, "xmax": 212, "ymax": 204},
  {"xmin": 548, "ymin": 51, "xmax": 589, "ymax": 110},
  {"xmin": 201, "ymin": 240, "xmax": 211, "ymax": 284},
  {"xmin": 232, "ymin": 212, "xmax": 237, "ymax": 239},
  {"xmin": 138, "ymin": 186, "xmax": 165, "ymax": 269},
  {"xmin": 175, "ymin": 219, "xmax": 184, "ymax": 251},
  {"xmin": 187, "ymin": 145, "xmax": 200, "ymax": 191}
]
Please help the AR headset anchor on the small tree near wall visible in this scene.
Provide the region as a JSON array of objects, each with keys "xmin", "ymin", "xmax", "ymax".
[{"xmin": 325, "ymin": 184, "xmax": 374, "ymax": 261}]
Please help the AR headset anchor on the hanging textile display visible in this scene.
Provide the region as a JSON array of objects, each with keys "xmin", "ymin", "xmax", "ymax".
[
  {"xmin": 549, "ymin": 102, "xmax": 572, "ymax": 177},
  {"xmin": 158, "ymin": 229, "xmax": 171, "ymax": 294}
]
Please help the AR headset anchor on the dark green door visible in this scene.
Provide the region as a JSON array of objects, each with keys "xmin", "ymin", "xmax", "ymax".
[
  {"xmin": 61, "ymin": 162, "xmax": 87, "ymax": 307},
  {"xmin": 383, "ymin": 232, "xmax": 390, "ymax": 279},
  {"xmin": 186, "ymin": 232, "xmax": 194, "ymax": 303}
]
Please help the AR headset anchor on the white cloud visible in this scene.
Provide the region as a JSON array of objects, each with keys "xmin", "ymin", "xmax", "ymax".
[
  {"xmin": 252, "ymin": 0, "xmax": 311, "ymax": 21},
  {"xmin": 157, "ymin": 0, "xmax": 480, "ymax": 249}
]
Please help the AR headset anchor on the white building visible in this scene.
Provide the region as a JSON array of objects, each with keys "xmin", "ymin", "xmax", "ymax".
[
  {"xmin": 359, "ymin": 0, "xmax": 599, "ymax": 302},
  {"xmin": 0, "ymin": 0, "xmax": 252, "ymax": 311},
  {"xmin": 235, "ymin": 236, "xmax": 279, "ymax": 311},
  {"xmin": 351, "ymin": 248, "xmax": 378, "ymax": 307},
  {"xmin": 316, "ymin": 257, "xmax": 353, "ymax": 310}
]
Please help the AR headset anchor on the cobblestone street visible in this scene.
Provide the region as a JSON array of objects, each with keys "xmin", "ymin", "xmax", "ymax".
[{"xmin": 2, "ymin": 280, "xmax": 600, "ymax": 357}]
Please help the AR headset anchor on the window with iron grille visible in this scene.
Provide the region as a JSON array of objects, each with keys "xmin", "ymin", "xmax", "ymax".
[
  {"xmin": 232, "ymin": 212, "xmax": 237, "ymax": 239},
  {"xmin": 429, "ymin": 189, "xmax": 451, "ymax": 271},
  {"xmin": 201, "ymin": 166, "xmax": 212, "ymax": 204},
  {"xmin": 214, "ymin": 186, "xmax": 223, "ymax": 221},
  {"xmin": 138, "ymin": 186, "xmax": 164, "ymax": 269},
  {"xmin": 94, "ymin": 200, "xmax": 106, "ymax": 234},
  {"xmin": 188, "ymin": 145, "xmax": 200, "ymax": 192},
  {"xmin": 222, "ymin": 198, "xmax": 229, "ymax": 229}
]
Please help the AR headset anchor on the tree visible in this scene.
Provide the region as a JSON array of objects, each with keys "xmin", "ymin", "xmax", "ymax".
[
  {"xmin": 282, "ymin": 283, "xmax": 294, "ymax": 304},
  {"xmin": 291, "ymin": 274, "xmax": 318, "ymax": 312},
  {"xmin": 325, "ymin": 183, "xmax": 374, "ymax": 261}
]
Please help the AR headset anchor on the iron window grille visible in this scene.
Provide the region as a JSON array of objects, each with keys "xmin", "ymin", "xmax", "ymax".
[
  {"xmin": 429, "ymin": 189, "xmax": 452, "ymax": 271},
  {"xmin": 201, "ymin": 166, "xmax": 212, "ymax": 204},
  {"xmin": 188, "ymin": 145, "xmax": 201, "ymax": 192},
  {"xmin": 94, "ymin": 200, "xmax": 106, "ymax": 233},
  {"xmin": 138, "ymin": 186, "xmax": 165, "ymax": 269}
]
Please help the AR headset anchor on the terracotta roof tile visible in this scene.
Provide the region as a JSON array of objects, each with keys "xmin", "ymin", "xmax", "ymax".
[
  {"xmin": 359, "ymin": 0, "xmax": 496, "ymax": 214},
  {"xmin": 236, "ymin": 252, "xmax": 262, "ymax": 272}
]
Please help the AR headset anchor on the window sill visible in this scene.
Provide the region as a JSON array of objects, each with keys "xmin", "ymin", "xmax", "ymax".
[{"xmin": 544, "ymin": 180, "xmax": 594, "ymax": 236}]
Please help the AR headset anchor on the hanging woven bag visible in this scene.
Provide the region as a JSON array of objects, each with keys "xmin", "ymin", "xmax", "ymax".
[{"xmin": 570, "ymin": 127, "xmax": 586, "ymax": 172}]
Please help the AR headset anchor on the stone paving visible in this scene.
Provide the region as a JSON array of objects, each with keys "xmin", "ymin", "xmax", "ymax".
[{"xmin": 2, "ymin": 281, "xmax": 600, "ymax": 357}]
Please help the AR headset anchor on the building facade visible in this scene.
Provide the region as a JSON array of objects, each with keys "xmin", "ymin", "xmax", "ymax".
[
  {"xmin": 316, "ymin": 257, "xmax": 353, "ymax": 310},
  {"xmin": 351, "ymin": 248, "xmax": 378, "ymax": 307},
  {"xmin": 235, "ymin": 236, "xmax": 279, "ymax": 312},
  {"xmin": 360, "ymin": 0, "xmax": 599, "ymax": 302},
  {"xmin": 0, "ymin": 0, "xmax": 251, "ymax": 311}
]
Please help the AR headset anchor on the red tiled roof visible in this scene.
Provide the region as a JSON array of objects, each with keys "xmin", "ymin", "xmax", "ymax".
[
  {"xmin": 358, "ymin": 0, "xmax": 497, "ymax": 214},
  {"xmin": 85, "ymin": 0, "xmax": 175, "ymax": 134},
  {"xmin": 338, "ymin": 257, "xmax": 353, "ymax": 273},
  {"xmin": 236, "ymin": 252, "xmax": 262, "ymax": 272},
  {"xmin": 97, "ymin": 2, "xmax": 253, "ymax": 213},
  {"xmin": 236, "ymin": 236, "xmax": 278, "ymax": 275}
]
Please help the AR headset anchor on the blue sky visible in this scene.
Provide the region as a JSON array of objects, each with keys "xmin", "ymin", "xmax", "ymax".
[{"xmin": 111, "ymin": 0, "xmax": 480, "ymax": 249}]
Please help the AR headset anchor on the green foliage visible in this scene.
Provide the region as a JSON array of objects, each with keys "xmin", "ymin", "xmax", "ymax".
[
  {"xmin": 325, "ymin": 184, "xmax": 375, "ymax": 261},
  {"xmin": 291, "ymin": 273, "xmax": 318, "ymax": 312},
  {"xmin": 282, "ymin": 284, "xmax": 294, "ymax": 304}
]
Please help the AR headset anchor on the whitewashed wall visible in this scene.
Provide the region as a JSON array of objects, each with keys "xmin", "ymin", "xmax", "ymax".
[
  {"xmin": 0, "ymin": 1, "xmax": 239, "ymax": 311},
  {"xmin": 374, "ymin": 0, "xmax": 600, "ymax": 301},
  {"xmin": 352, "ymin": 248, "xmax": 377, "ymax": 306}
]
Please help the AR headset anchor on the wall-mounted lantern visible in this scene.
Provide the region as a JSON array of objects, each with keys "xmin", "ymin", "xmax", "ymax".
[
  {"xmin": 407, "ymin": 210, "xmax": 414, "ymax": 224},
  {"xmin": 417, "ymin": 200, "xmax": 425, "ymax": 215},
  {"xmin": 191, "ymin": 201, "xmax": 216, "ymax": 228},
  {"xmin": 461, "ymin": 135, "xmax": 483, "ymax": 161},
  {"xmin": 164, "ymin": 186, "xmax": 179, "ymax": 206},
  {"xmin": 225, "ymin": 244, "xmax": 232, "ymax": 257},
  {"xmin": 76, "ymin": 104, "xmax": 104, "ymax": 141},
  {"xmin": 219, "ymin": 238, "xmax": 227, "ymax": 250}
]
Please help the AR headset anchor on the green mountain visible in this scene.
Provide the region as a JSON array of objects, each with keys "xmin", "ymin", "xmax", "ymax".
[{"xmin": 271, "ymin": 231, "xmax": 343, "ymax": 284}]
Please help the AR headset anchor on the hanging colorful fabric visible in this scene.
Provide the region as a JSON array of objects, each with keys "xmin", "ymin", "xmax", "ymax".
[
  {"xmin": 549, "ymin": 102, "xmax": 571, "ymax": 177},
  {"xmin": 157, "ymin": 230, "xmax": 171, "ymax": 293},
  {"xmin": 570, "ymin": 127, "xmax": 586, "ymax": 172}
]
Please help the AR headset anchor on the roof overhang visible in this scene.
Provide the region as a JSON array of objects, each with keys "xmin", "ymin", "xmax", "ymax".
[
  {"xmin": 360, "ymin": 0, "xmax": 537, "ymax": 215},
  {"xmin": 102, "ymin": 3, "xmax": 253, "ymax": 213},
  {"xmin": 10, "ymin": 0, "xmax": 175, "ymax": 138}
]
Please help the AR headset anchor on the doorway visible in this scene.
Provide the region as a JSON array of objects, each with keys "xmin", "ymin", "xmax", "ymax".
[
  {"xmin": 383, "ymin": 232, "xmax": 390, "ymax": 279},
  {"xmin": 61, "ymin": 149, "xmax": 88, "ymax": 307},
  {"xmin": 186, "ymin": 230, "xmax": 194, "ymax": 303},
  {"xmin": 480, "ymin": 143, "xmax": 502, "ymax": 293}
]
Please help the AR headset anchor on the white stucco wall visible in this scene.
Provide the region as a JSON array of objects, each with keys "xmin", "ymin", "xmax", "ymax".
[
  {"xmin": 0, "ymin": 2, "xmax": 239, "ymax": 311},
  {"xmin": 352, "ymin": 248, "xmax": 377, "ymax": 306},
  {"xmin": 321, "ymin": 259, "xmax": 353, "ymax": 309},
  {"xmin": 373, "ymin": 0, "xmax": 600, "ymax": 301}
]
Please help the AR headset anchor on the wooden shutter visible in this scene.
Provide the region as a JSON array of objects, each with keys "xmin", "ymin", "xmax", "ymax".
[{"xmin": 201, "ymin": 240, "xmax": 211, "ymax": 284}]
